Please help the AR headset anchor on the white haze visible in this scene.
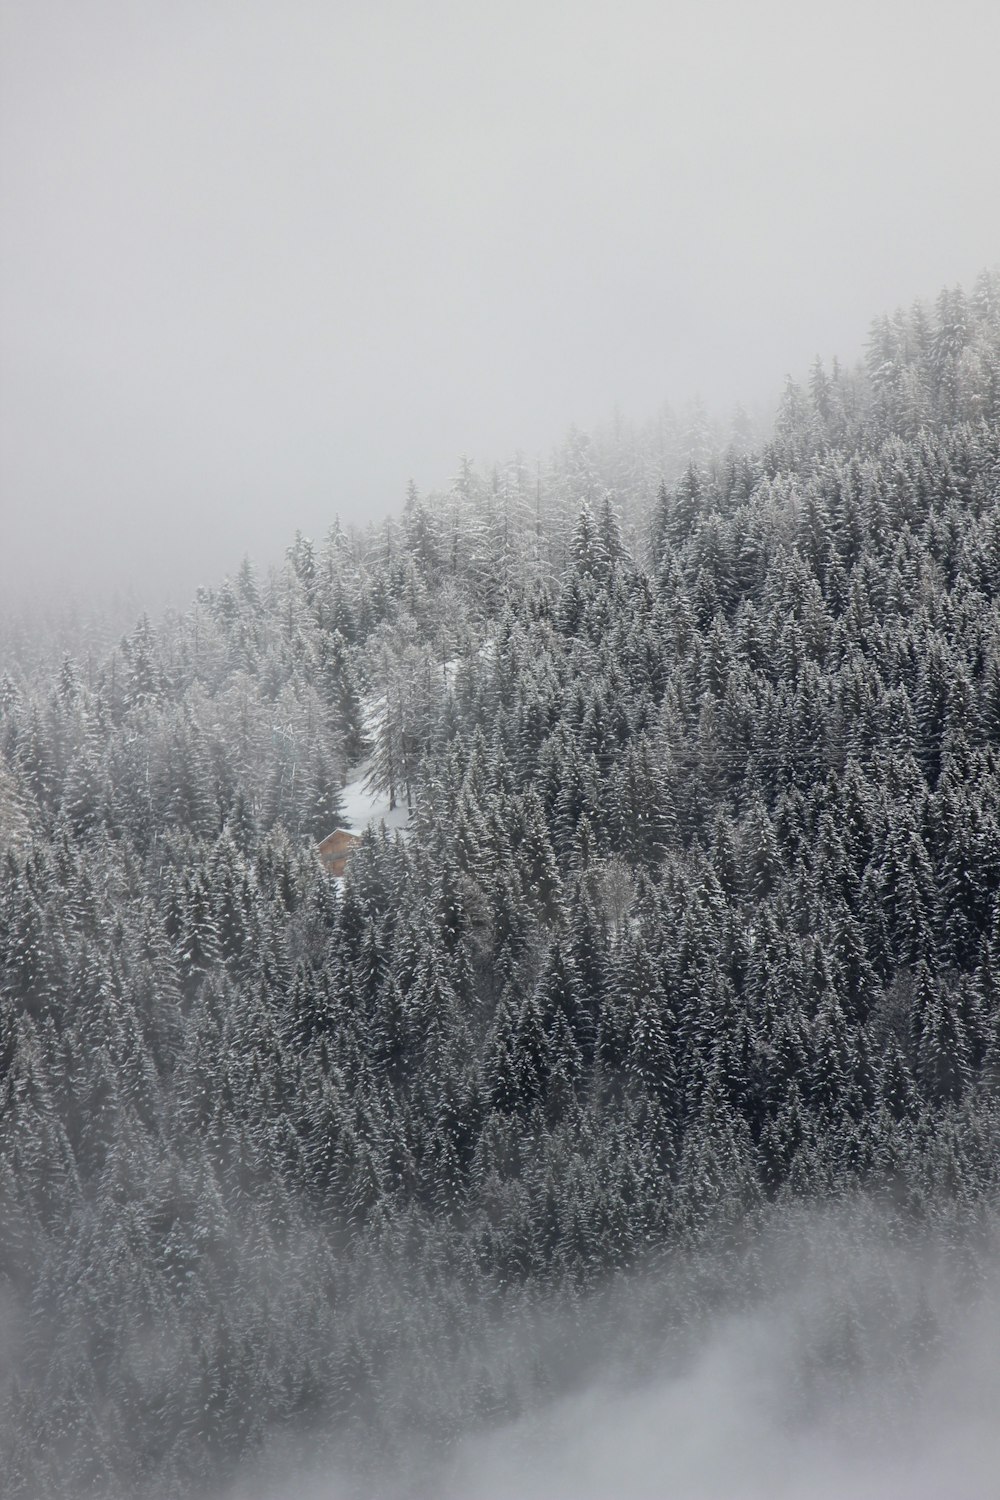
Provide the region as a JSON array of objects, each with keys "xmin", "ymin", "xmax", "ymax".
[
  {"xmin": 446, "ymin": 1281, "xmax": 999, "ymax": 1500},
  {"xmin": 3, "ymin": 0, "xmax": 1000, "ymax": 610},
  {"xmin": 221, "ymin": 1207, "xmax": 1000, "ymax": 1500}
]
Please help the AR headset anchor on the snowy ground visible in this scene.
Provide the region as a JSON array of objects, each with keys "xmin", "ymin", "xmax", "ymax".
[
  {"xmin": 337, "ymin": 643, "xmax": 493, "ymax": 841},
  {"xmin": 338, "ymin": 755, "xmax": 411, "ymax": 838},
  {"xmin": 333, "ymin": 649, "xmax": 490, "ymax": 845},
  {"xmin": 335, "ymin": 687, "xmax": 414, "ymax": 841}
]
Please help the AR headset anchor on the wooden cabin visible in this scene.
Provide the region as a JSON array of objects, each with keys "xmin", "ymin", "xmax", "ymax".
[{"xmin": 317, "ymin": 827, "xmax": 361, "ymax": 878}]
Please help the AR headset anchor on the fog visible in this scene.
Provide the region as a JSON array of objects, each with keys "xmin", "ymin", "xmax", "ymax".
[
  {"xmin": 2, "ymin": 0, "xmax": 999, "ymax": 609},
  {"xmin": 446, "ymin": 1264, "xmax": 999, "ymax": 1500},
  {"xmin": 218, "ymin": 1206, "xmax": 1000, "ymax": 1500}
]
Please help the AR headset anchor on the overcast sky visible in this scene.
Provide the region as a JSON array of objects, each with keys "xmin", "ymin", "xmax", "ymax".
[{"xmin": 2, "ymin": 0, "xmax": 999, "ymax": 611}]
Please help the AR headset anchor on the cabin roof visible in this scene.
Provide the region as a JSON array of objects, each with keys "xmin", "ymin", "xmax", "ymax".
[{"xmin": 317, "ymin": 826, "xmax": 360, "ymax": 853}]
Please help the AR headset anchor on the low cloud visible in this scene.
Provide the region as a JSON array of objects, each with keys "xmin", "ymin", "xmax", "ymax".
[
  {"xmin": 445, "ymin": 1259, "xmax": 1000, "ymax": 1499},
  {"xmin": 222, "ymin": 1203, "xmax": 1000, "ymax": 1500}
]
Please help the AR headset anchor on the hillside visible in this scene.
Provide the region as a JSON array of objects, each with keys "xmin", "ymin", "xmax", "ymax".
[{"xmin": 2, "ymin": 271, "xmax": 1000, "ymax": 1497}]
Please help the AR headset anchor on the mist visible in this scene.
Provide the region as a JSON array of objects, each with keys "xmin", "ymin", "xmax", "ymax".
[
  {"xmin": 3, "ymin": 0, "xmax": 1000, "ymax": 610},
  {"xmin": 446, "ymin": 1252, "xmax": 999, "ymax": 1500},
  {"xmin": 219, "ymin": 1204, "xmax": 1000, "ymax": 1500}
]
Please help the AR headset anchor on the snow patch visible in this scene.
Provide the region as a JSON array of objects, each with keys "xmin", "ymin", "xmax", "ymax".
[{"xmin": 339, "ymin": 756, "xmax": 411, "ymax": 837}]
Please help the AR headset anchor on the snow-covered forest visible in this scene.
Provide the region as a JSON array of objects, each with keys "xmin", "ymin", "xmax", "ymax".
[{"xmin": 3, "ymin": 272, "xmax": 1000, "ymax": 1496}]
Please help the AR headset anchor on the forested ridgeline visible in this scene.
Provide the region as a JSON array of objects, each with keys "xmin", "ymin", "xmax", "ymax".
[{"xmin": 2, "ymin": 273, "xmax": 1000, "ymax": 1496}]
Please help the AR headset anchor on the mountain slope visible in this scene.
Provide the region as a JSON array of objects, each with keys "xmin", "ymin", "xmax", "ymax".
[{"xmin": 2, "ymin": 271, "xmax": 1000, "ymax": 1497}]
